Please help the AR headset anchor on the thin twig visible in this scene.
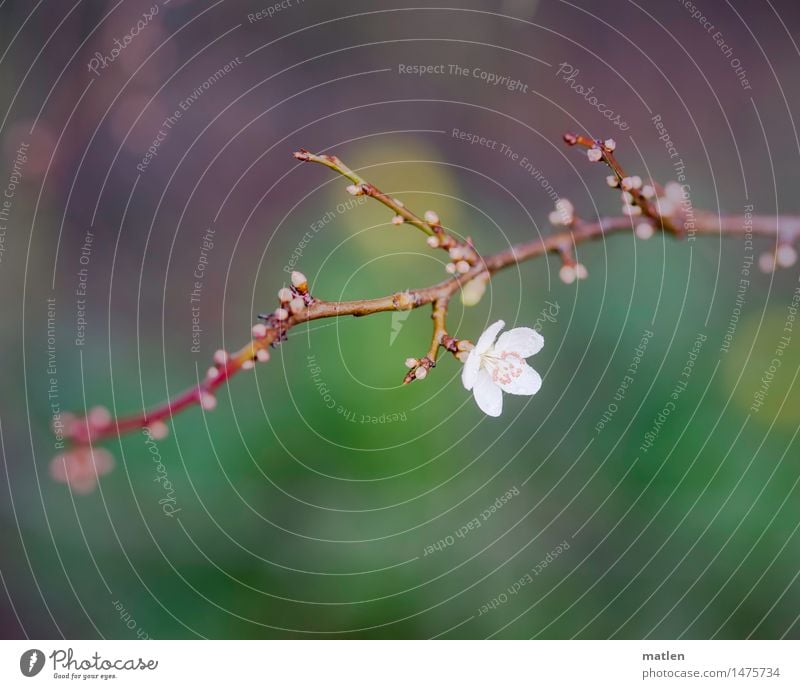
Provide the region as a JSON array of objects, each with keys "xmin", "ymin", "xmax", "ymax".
[{"xmin": 61, "ymin": 137, "xmax": 793, "ymax": 448}]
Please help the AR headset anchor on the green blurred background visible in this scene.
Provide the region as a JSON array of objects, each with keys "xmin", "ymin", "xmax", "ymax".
[{"xmin": 1, "ymin": 0, "xmax": 799, "ymax": 638}]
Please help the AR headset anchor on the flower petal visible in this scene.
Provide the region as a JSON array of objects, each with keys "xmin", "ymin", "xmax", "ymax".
[
  {"xmin": 460, "ymin": 274, "xmax": 489, "ymax": 306},
  {"xmin": 461, "ymin": 348, "xmax": 481, "ymax": 390},
  {"xmin": 473, "ymin": 368, "xmax": 503, "ymax": 416},
  {"xmin": 496, "ymin": 327, "xmax": 544, "ymax": 358},
  {"xmin": 497, "ymin": 363, "xmax": 542, "ymax": 396},
  {"xmin": 475, "ymin": 320, "xmax": 505, "ymax": 355}
]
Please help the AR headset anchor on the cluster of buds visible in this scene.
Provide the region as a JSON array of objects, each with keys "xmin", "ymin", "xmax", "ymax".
[
  {"xmin": 586, "ymin": 137, "xmax": 617, "ymax": 162},
  {"xmin": 403, "ymin": 355, "xmax": 434, "ymax": 383},
  {"xmin": 557, "ymin": 247, "xmax": 588, "ymax": 284},
  {"xmin": 573, "ymin": 136, "xmax": 617, "ymax": 163},
  {"xmin": 402, "ymin": 338, "xmax": 473, "ymax": 384},
  {"xmin": 608, "ymin": 173, "xmax": 657, "ymax": 238},
  {"xmin": 55, "ymin": 405, "xmax": 111, "ymax": 445},
  {"xmin": 621, "ymin": 184, "xmax": 643, "ymax": 217},
  {"xmin": 611, "ymin": 174, "xmax": 664, "ymax": 221},
  {"xmin": 345, "ymin": 183, "xmax": 367, "ymax": 197},
  {"xmin": 418, "ymin": 208, "xmax": 482, "ymax": 276},
  {"xmin": 447, "ymin": 337, "xmax": 474, "ymax": 363},
  {"xmin": 58, "ymin": 405, "xmax": 171, "ymax": 446},
  {"xmin": 444, "ymin": 243, "xmax": 478, "ymax": 275},
  {"xmin": 51, "ymin": 404, "xmax": 171, "ymax": 493},
  {"xmin": 651, "ymin": 181, "xmax": 685, "ymax": 220},
  {"xmin": 281, "ymin": 270, "xmax": 312, "ymax": 312},
  {"xmin": 259, "ymin": 270, "xmax": 312, "ymax": 324},
  {"xmin": 247, "ymin": 271, "xmax": 316, "ymax": 370},
  {"xmin": 206, "ymin": 348, "xmax": 230, "ymax": 381},
  {"xmin": 50, "ymin": 445, "xmax": 114, "ymax": 494},
  {"xmin": 567, "ymin": 133, "xmax": 667, "ymax": 224}
]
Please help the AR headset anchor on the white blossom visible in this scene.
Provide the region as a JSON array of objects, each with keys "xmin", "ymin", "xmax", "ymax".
[{"xmin": 461, "ymin": 320, "xmax": 543, "ymax": 417}]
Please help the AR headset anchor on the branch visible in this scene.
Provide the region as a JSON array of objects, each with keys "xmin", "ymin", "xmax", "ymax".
[
  {"xmin": 402, "ymin": 297, "xmax": 471, "ymax": 384},
  {"xmin": 55, "ymin": 134, "xmax": 798, "ymax": 489},
  {"xmin": 293, "ymin": 149, "xmax": 481, "ymax": 269}
]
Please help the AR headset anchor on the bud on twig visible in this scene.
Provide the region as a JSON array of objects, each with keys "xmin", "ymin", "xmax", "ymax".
[{"xmin": 291, "ymin": 271, "xmax": 308, "ymax": 293}]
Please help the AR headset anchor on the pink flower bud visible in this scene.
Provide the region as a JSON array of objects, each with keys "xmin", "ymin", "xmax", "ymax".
[
  {"xmin": 88, "ymin": 406, "xmax": 111, "ymax": 428},
  {"xmin": 424, "ymin": 210, "xmax": 440, "ymax": 225},
  {"xmin": 252, "ymin": 323, "xmax": 267, "ymax": 338},
  {"xmin": 291, "ymin": 271, "xmax": 308, "ymax": 291},
  {"xmin": 50, "ymin": 446, "xmax": 114, "ymax": 494},
  {"xmin": 587, "ymin": 147, "xmax": 603, "ymax": 162},
  {"xmin": 147, "ymin": 421, "xmax": 169, "ymax": 440},
  {"xmin": 256, "ymin": 348, "xmax": 270, "ymax": 362},
  {"xmin": 199, "ymin": 392, "xmax": 217, "ymax": 411},
  {"xmin": 559, "ymin": 265, "xmax": 576, "ymax": 284},
  {"xmin": 278, "ymin": 287, "xmax": 293, "ymax": 303}
]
